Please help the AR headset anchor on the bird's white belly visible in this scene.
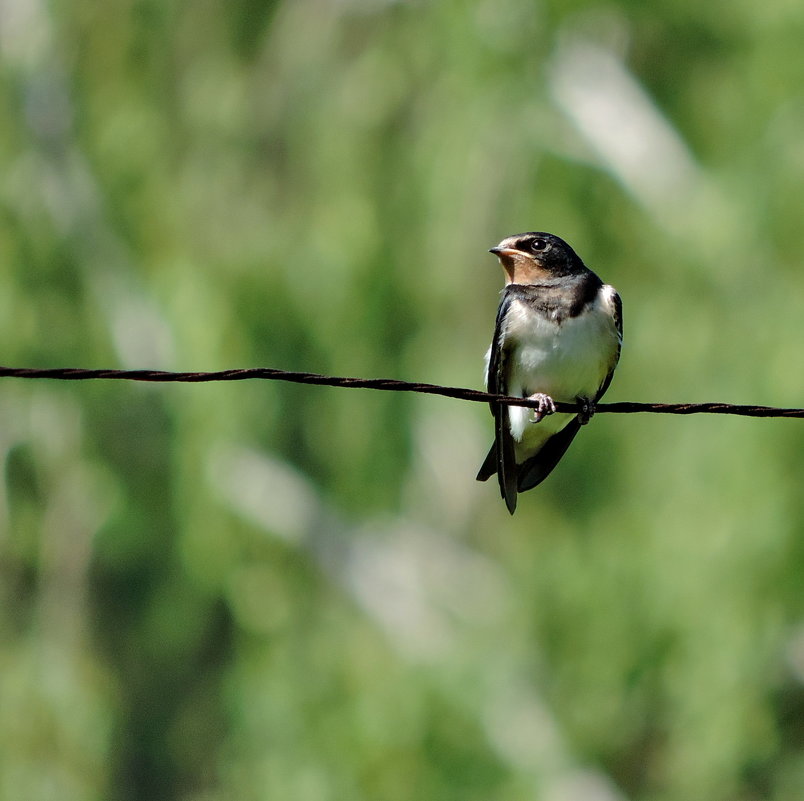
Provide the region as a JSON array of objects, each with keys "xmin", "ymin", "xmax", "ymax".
[{"xmin": 503, "ymin": 298, "xmax": 618, "ymax": 443}]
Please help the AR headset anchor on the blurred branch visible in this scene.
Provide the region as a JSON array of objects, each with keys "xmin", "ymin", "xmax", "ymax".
[{"xmin": 0, "ymin": 365, "xmax": 801, "ymax": 417}]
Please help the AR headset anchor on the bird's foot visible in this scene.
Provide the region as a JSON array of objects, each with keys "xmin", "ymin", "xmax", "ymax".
[
  {"xmin": 577, "ymin": 397, "xmax": 596, "ymax": 425},
  {"xmin": 528, "ymin": 393, "xmax": 556, "ymax": 423}
]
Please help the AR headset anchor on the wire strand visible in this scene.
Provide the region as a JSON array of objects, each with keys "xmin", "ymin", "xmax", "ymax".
[{"xmin": 0, "ymin": 364, "xmax": 800, "ymax": 417}]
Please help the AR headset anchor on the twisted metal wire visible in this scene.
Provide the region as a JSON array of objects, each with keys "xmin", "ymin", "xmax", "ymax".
[{"xmin": 0, "ymin": 364, "xmax": 800, "ymax": 417}]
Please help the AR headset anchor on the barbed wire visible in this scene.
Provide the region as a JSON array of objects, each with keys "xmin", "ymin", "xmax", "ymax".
[{"xmin": 0, "ymin": 364, "xmax": 801, "ymax": 418}]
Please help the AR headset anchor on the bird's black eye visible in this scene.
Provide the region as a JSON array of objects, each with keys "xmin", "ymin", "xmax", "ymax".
[{"xmin": 530, "ymin": 238, "xmax": 548, "ymax": 252}]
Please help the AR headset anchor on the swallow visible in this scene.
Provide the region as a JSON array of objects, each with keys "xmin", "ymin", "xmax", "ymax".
[{"xmin": 476, "ymin": 232, "xmax": 622, "ymax": 514}]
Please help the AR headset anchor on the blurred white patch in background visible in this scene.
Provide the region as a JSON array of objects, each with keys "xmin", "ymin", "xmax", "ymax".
[
  {"xmin": 209, "ymin": 447, "xmax": 320, "ymax": 544},
  {"xmin": 109, "ymin": 294, "xmax": 176, "ymax": 370},
  {"xmin": 784, "ymin": 622, "xmax": 804, "ymax": 684},
  {"xmin": 484, "ymin": 680, "xmax": 565, "ymax": 771},
  {"xmin": 404, "ymin": 403, "xmax": 487, "ymax": 527},
  {"xmin": 344, "ymin": 520, "xmax": 510, "ymax": 660},
  {"xmin": 546, "ymin": 770, "xmax": 629, "ymax": 801},
  {"xmin": 0, "ymin": 0, "xmax": 51, "ymax": 67},
  {"xmin": 549, "ymin": 38, "xmax": 702, "ymax": 224}
]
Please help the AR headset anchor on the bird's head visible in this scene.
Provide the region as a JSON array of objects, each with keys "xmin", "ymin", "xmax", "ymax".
[{"xmin": 489, "ymin": 232, "xmax": 584, "ymax": 284}]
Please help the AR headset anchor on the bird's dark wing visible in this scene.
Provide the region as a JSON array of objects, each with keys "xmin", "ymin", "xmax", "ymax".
[
  {"xmin": 475, "ymin": 290, "xmax": 518, "ymax": 513},
  {"xmin": 484, "ymin": 292, "xmax": 510, "ymax": 410},
  {"xmin": 495, "ymin": 370, "xmax": 518, "ymax": 514},
  {"xmin": 476, "ymin": 291, "xmax": 511, "ymax": 482},
  {"xmin": 516, "ymin": 417, "xmax": 582, "ymax": 491},
  {"xmin": 594, "ymin": 288, "xmax": 623, "ymax": 402}
]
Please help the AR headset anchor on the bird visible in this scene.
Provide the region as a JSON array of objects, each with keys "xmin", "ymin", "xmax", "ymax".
[{"xmin": 476, "ymin": 232, "xmax": 622, "ymax": 514}]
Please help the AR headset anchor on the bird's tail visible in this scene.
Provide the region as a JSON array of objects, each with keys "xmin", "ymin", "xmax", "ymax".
[
  {"xmin": 476, "ymin": 445, "xmax": 496, "ymax": 482},
  {"xmin": 516, "ymin": 418, "xmax": 582, "ymax": 491}
]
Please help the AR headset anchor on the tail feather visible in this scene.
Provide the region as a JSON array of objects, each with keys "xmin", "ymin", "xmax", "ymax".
[
  {"xmin": 476, "ymin": 444, "xmax": 496, "ymax": 482},
  {"xmin": 477, "ymin": 417, "xmax": 583, "ymax": 511},
  {"xmin": 475, "ymin": 438, "xmax": 517, "ymax": 513},
  {"xmin": 516, "ymin": 418, "xmax": 582, "ymax": 491},
  {"xmin": 496, "ymin": 409, "xmax": 518, "ymax": 514},
  {"xmin": 477, "ymin": 417, "xmax": 584, "ymax": 495}
]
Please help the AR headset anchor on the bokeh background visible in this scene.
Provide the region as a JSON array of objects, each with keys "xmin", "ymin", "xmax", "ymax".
[{"xmin": 2, "ymin": 1, "xmax": 804, "ymax": 799}]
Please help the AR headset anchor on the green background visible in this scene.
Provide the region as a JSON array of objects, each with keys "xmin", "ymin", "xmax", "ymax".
[{"xmin": 2, "ymin": 1, "xmax": 804, "ymax": 799}]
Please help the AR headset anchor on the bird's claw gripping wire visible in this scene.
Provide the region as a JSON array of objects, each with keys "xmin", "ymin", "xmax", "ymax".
[{"xmin": 528, "ymin": 393, "xmax": 557, "ymax": 423}]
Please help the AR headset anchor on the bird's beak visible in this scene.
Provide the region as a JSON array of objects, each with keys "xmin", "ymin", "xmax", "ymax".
[{"xmin": 489, "ymin": 247, "xmax": 520, "ymax": 257}]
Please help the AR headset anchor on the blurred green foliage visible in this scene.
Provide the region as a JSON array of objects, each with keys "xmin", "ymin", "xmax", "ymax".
[{"xmin": 2, "ymin": 0, "xmax": 804, "ymax": 799}]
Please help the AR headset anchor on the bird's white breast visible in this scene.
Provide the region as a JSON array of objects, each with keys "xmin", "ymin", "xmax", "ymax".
[{"xmin": 500, "ymin": 284, "xmax": 620, "ymax": 444}]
